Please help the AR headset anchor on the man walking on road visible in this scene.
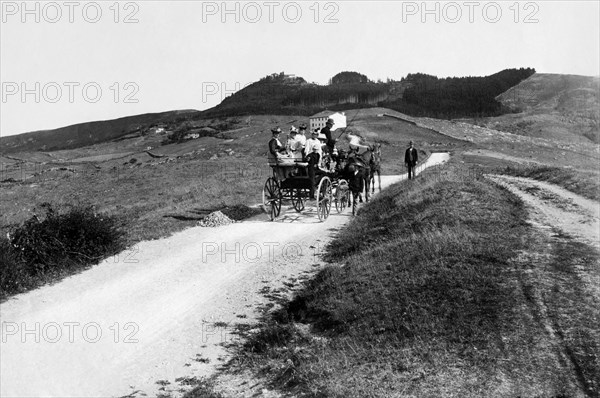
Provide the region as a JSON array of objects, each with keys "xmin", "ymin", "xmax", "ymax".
[{"xmin": 405, "ymin": 141, "xmax": 418, "ymax": 179}]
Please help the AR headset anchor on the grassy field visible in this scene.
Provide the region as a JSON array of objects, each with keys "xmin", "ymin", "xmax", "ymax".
[
  {"xmin": 0, "ymin": 110, "xmax": 461, "ymax": 242},
  {"xmin": 222, "ymin": 159, "xmax": 599, "ymax": 397},
  {"xmin": 1, "ymin": 110, "xmax": 455, "ymax": 299}
]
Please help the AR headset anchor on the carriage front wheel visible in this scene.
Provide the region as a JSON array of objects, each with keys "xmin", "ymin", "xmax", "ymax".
[
  {"xmin": 316, "ymin": 176, "xmax": 332, "ymax": 222},
  {"xmin": 262, "ymin": 177, "xmax": 281, "ymax": 221}
]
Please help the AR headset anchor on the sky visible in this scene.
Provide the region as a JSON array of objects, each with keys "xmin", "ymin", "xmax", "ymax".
[{"xmin": 1, "ymin": 0, "xmax": 599, "ymax": 137}]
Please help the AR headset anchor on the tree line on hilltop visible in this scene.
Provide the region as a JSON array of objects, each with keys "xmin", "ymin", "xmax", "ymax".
[{"xmin": 203, "ymin": 68, "xmax": 536, "ymax": 119}]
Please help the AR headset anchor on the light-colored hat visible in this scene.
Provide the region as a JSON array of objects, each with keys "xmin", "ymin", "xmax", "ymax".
[{"xmin": 290, "ymin": 126, "xmax": 298, "ymax": 133}]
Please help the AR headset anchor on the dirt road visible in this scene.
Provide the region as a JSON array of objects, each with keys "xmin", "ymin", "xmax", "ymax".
[
  {"xmin": 0, "ymin": 154, "xmax": 449, "ymax": 397},
  {"xmin": 486, "ymin": 175, "xmax": 600, "ymax": 397},
  {"xmin": 487, "ymin": 175, "xmax": 599, "ymax": 249}
]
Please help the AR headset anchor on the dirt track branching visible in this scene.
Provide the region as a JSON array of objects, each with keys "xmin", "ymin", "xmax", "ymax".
[{"xmin": 499, "ymin": 165, "xmax": 600, "ymax": 202}]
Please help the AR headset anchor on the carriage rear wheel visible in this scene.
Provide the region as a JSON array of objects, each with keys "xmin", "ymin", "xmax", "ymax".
[
  {"xmin": 262, "ymin": 177, "xmax": 281, "ymax": 221},
  {"xmin": 291, "ymin": 188, "xmax": 305, "ymax": 212},
  {"xmin": 316, "ymin": 177, "xmax": 332, "ymax": 222}
]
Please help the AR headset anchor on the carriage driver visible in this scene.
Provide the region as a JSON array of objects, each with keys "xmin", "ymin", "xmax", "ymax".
[{"xmin": 321, "ymin": 118, "xmax": 336, "ymax": 153}]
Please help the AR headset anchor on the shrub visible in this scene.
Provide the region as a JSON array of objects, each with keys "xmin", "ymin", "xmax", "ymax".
[{"xmin": 1, "ymin": 203, "xmax": 125, "ymax": 298}]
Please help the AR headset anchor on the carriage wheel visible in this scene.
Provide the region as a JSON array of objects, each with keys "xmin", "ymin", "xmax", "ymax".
[
  {"xmin": 262, "ymin": 177, "xmax": 281, "ymax": 221},
  {"xmin": 291, "ymin": 188, "xmax": 305, "ymax": 212},
  {"xmin": 316, "ymin": 177, "xmax": 332, "ymax": 222}
]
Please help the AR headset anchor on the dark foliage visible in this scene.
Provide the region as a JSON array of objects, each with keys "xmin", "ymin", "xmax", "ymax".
[
  {"xmin": 204, "ymin": 68, "xmax": 536, "ymax": 120},
  {"xmin": 330, "ymin": 71, "xmax": 370, "ymax": 85},
  {"xmin": 1, "ymin": 203, "xmax": 126, "ymax": 298},
  {"xmin": 381, "ymin": 68, "xmax": 536, "ymax": 118}
]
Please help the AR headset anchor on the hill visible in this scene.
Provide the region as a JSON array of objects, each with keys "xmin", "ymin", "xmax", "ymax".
[
  {"xmin": 0, "ymin": 110, "xmax": 201, "ymax": 154},
  {"xmin": 202, "ymin": 71, "xmax": 395, "ymax": 118},
  {"xmin": 203, "ymin": 68, "xmax": 536, "ymax": 119},
  {"xmin": 471, "ymin": 73, "xmax": 600, "ymax": 143},
  {"xmin": 1, "ymin": 69, "xmax": 535, "ymax": 154}
]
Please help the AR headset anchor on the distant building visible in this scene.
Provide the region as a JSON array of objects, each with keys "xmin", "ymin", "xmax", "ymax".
[
  {"xmin": 309, "ymin": 110, "xmax": 346, "ymax": 132},
  {"xmin": 183, "ymin": 133, "xmax": 200, "ymax": 140}
]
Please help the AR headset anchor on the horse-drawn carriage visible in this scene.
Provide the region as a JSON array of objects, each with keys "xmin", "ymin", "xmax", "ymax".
[{"xmin": 262, "ymin": 157, "xmax": 351, "ymax": 222}]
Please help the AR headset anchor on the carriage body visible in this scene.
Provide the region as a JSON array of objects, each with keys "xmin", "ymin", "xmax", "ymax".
[{"xmin": 262, "ymin": 159, "xmax": 350, "ymax": 221}]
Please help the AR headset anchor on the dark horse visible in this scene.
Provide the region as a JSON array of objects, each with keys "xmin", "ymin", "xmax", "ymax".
[{"xmin": 369, "ymin": 143, "xmax": 382, "ymax": 193}]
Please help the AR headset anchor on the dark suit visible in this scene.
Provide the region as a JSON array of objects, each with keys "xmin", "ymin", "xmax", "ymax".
[
  {"xmin": 320, "ymin": 125, "xmax": 335, "ymax": 152},
  {"xmin": 306, "ymin": 152, "xmax": 320, "ymax": 199},
  {"xmin": 269, "ymin": 137, "xmax": 284, "ymax": 156},
  {"xmin": 404, "ymin": 147, "xmax": 418, "ymax": 179}
]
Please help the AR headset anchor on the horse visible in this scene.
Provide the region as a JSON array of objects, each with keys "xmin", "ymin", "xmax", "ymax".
[{"xmin": 369, "ymin": 143, "xmax": 382, "ymax": 193}]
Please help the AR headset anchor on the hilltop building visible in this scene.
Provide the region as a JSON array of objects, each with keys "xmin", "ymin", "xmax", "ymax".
[{"xmin": 309, "ymin": 110, "xmax": 346, "ymax": 131}]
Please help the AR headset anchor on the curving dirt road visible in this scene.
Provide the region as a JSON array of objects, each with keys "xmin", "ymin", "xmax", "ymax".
[
  {"xmin": 487, "ymin": 175, "xmax": 600, "ymax": 249},
  {"xmin": 0, "ymin": 154, "xmax": 450, "ymax": 398}
]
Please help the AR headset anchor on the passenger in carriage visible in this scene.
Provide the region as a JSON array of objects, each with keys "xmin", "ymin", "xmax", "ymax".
[
  {"xmin": 268, "ymin": 127, "xmax": 286, "ymax": 163},
  {"xmin": 286, "ymin": 126, "xmax": 304, "ymax": 161},
  {"xmin": 297, "ymin": 123, "xmax": 308, "ymax": 150},
  {"xmin": 304, "ymin": 129, "xmax": 322, "ymax": 159},
  {"xmin": 345, "ymin": 131, "xmax": 372, "ymax": 158},
  {"xmin": 305, "ymin": 145, "xmax": 321, "ymax": 200},
  {"xmin": 268, "ymin": 127, "xmax": 293, "ymax": 180}
]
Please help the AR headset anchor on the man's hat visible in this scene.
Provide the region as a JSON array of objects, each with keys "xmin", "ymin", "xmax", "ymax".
[
  {"xmin": 271, "ymin": 127, "xmax": 282, "ymax": 134},
  {"xmin": 326, "ymin": 118, "xmax": 335, "ymax": 125},
  {"xmin": 409, "ymin": 140, "xmax": 413, "ymax": 145}
]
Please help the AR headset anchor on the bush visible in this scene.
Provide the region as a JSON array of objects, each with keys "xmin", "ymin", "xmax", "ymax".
[
  {"xmin": 0, "ymin": 236, "xmax": 32, "ymax": 297},
  {"xmin": 1, "ymin": 203, "xmax": 125, "ymax": 298}
]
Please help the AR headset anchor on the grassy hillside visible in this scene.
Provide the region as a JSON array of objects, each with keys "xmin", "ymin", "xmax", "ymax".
[
  {"xmin": 471, "ymin": 73, "xmax": 600, "ymax": 143},
  {"xmin": 205, "ymin": 69, "xmax": 536, "ymax": 120},
  {"xmin": 0, "ymin": 110, "xmax": 201, "ymax": 154},
  {"xmin": 226, "ymin": 160, "xmax": 599, "ymax": 397}
]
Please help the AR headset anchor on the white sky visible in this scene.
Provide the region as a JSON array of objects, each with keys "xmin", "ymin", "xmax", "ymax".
[{"xmin": 1, "ymin": 0, "xmax": 599, "ymax": 137}]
